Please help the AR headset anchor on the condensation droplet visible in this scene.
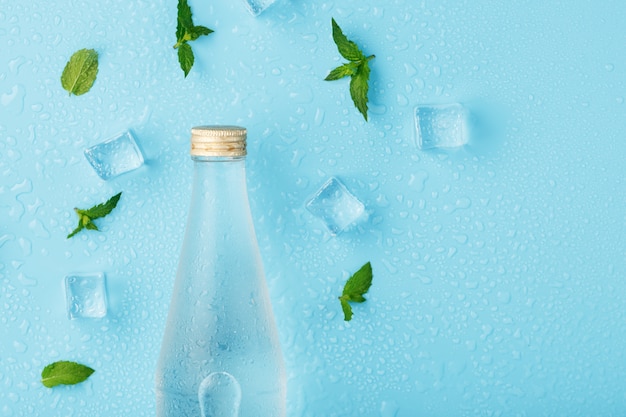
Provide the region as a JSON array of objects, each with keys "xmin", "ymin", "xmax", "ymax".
[
  {"xmin": 408, "ymin": 170, "xmax": 428, "ymax": 191},
  {"xmin": 17, "ymin": 272, "xmax": 37, "ymax": 286},
  {"xmin": 28, "ymin": 219, "xmax": 50, "ymax": 238},
  {"xmin": 0, "ymin": 234, "xmax": 14, "ymax": 248},
  {"xmin": 13, "ymin": 341, "xmax": 27, "ymax": 353},
  {"xmin": 380, "ymin": 400, "xmax": 399, "ymax": 417},
  {"xmin": 314, "ymin": 107, "xmax": 325, "ymax": 126},
  {"xmin": 1, "ymin": 84, "xmax": 26, "ymax": 114},
  {"xmin": 18, "ymin": 238, "xmax": 32, "ymax": 256}
]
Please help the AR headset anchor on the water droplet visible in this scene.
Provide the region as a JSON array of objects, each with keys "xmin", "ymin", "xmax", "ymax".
[
  {"xmin": 0, "ymin": 234, "xmax": 14, "ymax": 248},
  {"xmin": 380, "ymin": 400, "xmax": 399, "ymax": 417},
  {"xmin": 443, "ymin": 197, "xmax": 472, "ymax": 214},
  {"xmin": 13, "ymin": 340, "xmax": 27, "ymax": 353},
  {"xmin": 396, "ymin": 93, "xmax": 409, "ymax": 106},
  {"xmin": 289, "ymin": 85, "xmax": 314, "ymax": 104},
  {"xmin": 302, "ymin": 33, "xmax": 318, "ymax": 42},
  {"xmin": 381, "ymin": 258, "xmax": 398, "ymax": 274},
  {"xmin": 1, "ymin": 84, "xmax": 26, "ymax": 115},
  {"xmin": 407, "ymin": 170, "xmax": 428, "ymax": 191},
  {"xmin": 198, "ymin": 372, "xmax": 241, "ymax": 417},
  {"xmin": 290, "ymin": 149, "xmax": 305, "ymax": 168},
  {"xmin": 404, "ymin": 62, "xmax": 417, "ymax": 77},
  {"xmin": 314, "ymin": 108, "xmax": 325, "ymax": 126},
  {"xmin": 453, "ymin": 234, "xmax": 468, "ymax": 244},
  {"xmin": 497, "ymin": 291, "xmax": 511, "ymax": 304},
  {"xmin": 28, "ymin": 219, "xmax": 50, "ymax": 238},
  {"xmin": 8, "ymin": 56, "xmax": 26, "ymax": 74},
  {"xmin": 18, "ymin": 238, "xmax": 32, "ymax": 256},
  {"xmin": 18, "ymin": 319, "xmax": 29, "ymax": 334},
  {"xmin": 17, "ymin": 272, "xmax": 37, "ymax": 286},
  {"xmin": 12, "ymin": 179, "xmax": 32, "ymax": 195}
]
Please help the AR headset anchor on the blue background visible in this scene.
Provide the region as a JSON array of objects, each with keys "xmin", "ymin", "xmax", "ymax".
[{"xmin": 1, "ymin": 0, "xmax": 626, "ymax": 416}]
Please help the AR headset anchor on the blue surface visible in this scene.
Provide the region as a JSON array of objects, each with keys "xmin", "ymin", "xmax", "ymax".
[{"xmin": 1, "ymin": 0, "xmax": 626, "ymax": 416}]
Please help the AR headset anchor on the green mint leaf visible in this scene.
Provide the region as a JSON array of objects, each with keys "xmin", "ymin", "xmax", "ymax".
[
  {"xmin": 178, "ymin": 42, "xmax": 194, "ymax": 77},
  {"xmin": 85, "ymin": 222, "xmax": 99, "ymax": 231},
  {"xmin": 60, "ymin": 48, "xmax": 99, "ymax": 96},
  {"xmin": 349, "ymin": 62, "xmax": 371, "ymax": 122},
  {"xmin": 325, "ymin": 62, "xmax": 359, "ymax": 81},
  {"xmin": 173, "ymin": 0, "xmax": 213, "ymax": 76},
  {"xmin": 82, "ymin": 192, "xmax": 122, "ymax": 219},
  {"xmin": 66, "ymin": 223, "xmax": 84, "ymax": 239},
  {"xmin": 189, "ymin": 25, "xmax": 214, "ymax": 41},
  {"xmin": 340, "ymin": 298, "xmax": 353, "ymax": 322},
  {"xmin": 67, "ymin": 192, "xmax": 122, "ymax": 239},
  {"xmin": 176, "ymin": 0, "xmax": 194, "ymax": 41},
  {"xmin": 342, "ymin": 262, "xmax": 373, "ymax": 300},
  {"xmin": 41, "ymin": 361, "xmax": 95, "ymax": 388},
  {"xmin": 326, "ymin": 19, "xmax": 375, "ymax": 121},
  {"xmin": 339, "ymin": 262, "xmax": 373, "ymax": 321},
  {"xmin": 331, "ymin": 18, "xmax": 364, "ymax": 62}
]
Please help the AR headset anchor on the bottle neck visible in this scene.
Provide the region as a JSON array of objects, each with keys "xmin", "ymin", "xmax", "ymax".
[
  {"xmin": 188, "ymin": 155, "xmax": 251, "ymax": 230},
  {"xmin": 191, "ymin": 155, "xmax": 246, "ymax": 163}
]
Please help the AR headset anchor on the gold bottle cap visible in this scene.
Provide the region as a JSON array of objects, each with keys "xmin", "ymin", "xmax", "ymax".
[{"xmin": 190, "ymin": 125, "xmax": 247, "ymax": 157}]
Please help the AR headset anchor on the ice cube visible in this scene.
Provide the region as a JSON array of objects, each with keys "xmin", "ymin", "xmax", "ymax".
[
  {"xmin": 199, "ymin": 372, "xmax": 241, "ymax": 417},
  {"xmin": 64, "ymin": 272, "xmax": 108, "ymax": 319},
  {"xmin": 305, "ymin": 177, "xmax": 365, "ymax": 235},
  {"xmin": 84, "ymin": 130, "xmax": 144, "ymax": 180},
  {"xmin": 414, "ymin": 103, "xmax": 469, "ymax": 150},
  {"xmin": 242, "ymin": 0, "xmax": 276, "ymax": 16}
]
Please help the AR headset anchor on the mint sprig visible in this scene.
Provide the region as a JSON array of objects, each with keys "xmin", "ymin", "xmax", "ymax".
[
  {"xmin": 41, "ymin": 361, "xmax": 95, "ymax": 388},
  {"xmin": 325, "ymin": 18, "xmax": 375, "ymax": 121},
  {"xmin": 61, "ymin": 48, "xmax": 99, "ymax": 96},
  {"xmin": 338, "ymin": 262, "xmax": 373, "ymax": 321},
  {"xmin": 67, "ymin": 192, "xmax": 122, "ymax": 239},
  {"xmin": 174, "ymin": 0, "xmax": 214, "ymax": 77}
]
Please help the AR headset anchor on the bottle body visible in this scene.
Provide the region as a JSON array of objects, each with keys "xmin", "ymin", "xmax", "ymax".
[{"xmin": 156, "ymin": 156, "xmax": 286, "ymax": 417}]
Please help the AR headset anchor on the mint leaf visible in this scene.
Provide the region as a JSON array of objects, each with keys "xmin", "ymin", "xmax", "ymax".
[
  {"xmin": 325, "ymin": 62, "xmax": 359, "ymax": 81},
  {"xmin": 176, "ymin": 0, "xmax": 193, "ymax": 38},
  {"xmin": 340, "ymin": 298, "xmax": 353, "ymax": 322},
  {"xmin": 84, "ymin": 221, "xmax": 99, "ymax": 231},
  {"xmin": 350, "ymin": 63, "xmax": 371, "ymax": 122},
  {"xmin": 79, "ymin": 191, "xmax": 121, "ymax": 219},
  {"xmin": 67, "ymin": 192, "xmax": 122, "ymax": 239},
  {"xmin": 189, "ymin": 25, "xmax": 214, "ymax": 41},
  {"xmin": 325, "ymin": 19, "xmax": 375, "ymax": 121},
  {"xmin": 173, "ymin": 0, "xmax": 213, "ymax": 77},
  {"xmin": 331, "ymin": 18, "xmax": 364, "ymax": 62},
  {"xmin": 67, "ymin": 215, "xmax": 83, "ymax": 238},
  {"xmin": 177, "ymin": 42, "xmax": 194, "ymax": 77},
  {"xmin": 342, "ymin": 262, "xmax": 373, "ymax": 300},
  {"xmin": 41, "ymin": 361, "xmax": 95, "ymax": 388},
  {"xmin": 338, "ymin": 262, "xmax": 373, "ymax": 321},
  {"xmin": 61, "ymin": 48, "xmax": 99, "ymax": 96}
]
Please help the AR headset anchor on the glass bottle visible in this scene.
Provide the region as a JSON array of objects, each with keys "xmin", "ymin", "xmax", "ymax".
[{"xmin": 155, "ymin": 126, "xmax": 286, "ymax": 417}]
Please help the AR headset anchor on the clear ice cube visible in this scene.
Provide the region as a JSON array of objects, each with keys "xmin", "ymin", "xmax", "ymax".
[
  {"xmin": 84, "ymin": 130, "xmax": 144, "ymax": 180},
  {"xmin": 305, "ymin": 177, "xmax": 365, "ymax": 235},
  {"xmin": 65, "ymin": 272, "xmax": 108, "ymax": 319},
  {"xmin": 414, "ymin": 103, "xmax": 469, "ymax": 150},
  {"xmin": 242, "ymin": 0, "xmax": 276, "ymax": 16}
]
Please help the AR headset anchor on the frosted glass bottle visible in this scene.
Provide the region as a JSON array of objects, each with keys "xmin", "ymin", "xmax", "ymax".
[{"xmin": 155, "ymin": 126, "xmax": 286, "ymax": 417}]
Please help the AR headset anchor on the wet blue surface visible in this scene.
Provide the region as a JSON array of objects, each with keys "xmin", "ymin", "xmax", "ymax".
[{"xmin": 1, "ymin": 0, "xmax": 626, "ymax": 416}]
